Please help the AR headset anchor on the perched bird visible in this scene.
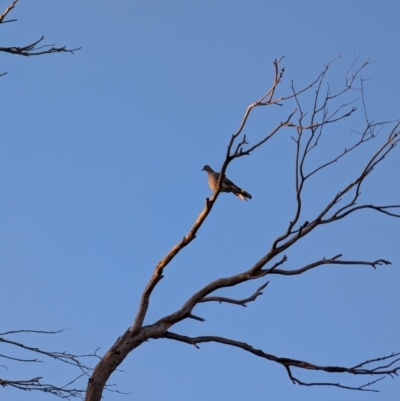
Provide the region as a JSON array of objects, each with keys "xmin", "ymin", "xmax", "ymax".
[{"xmin": 202, "ymin": 165, "xmax": 252, "ymax": 201}]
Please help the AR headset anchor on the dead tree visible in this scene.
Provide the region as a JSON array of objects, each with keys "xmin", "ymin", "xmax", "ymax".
[
  {"xmin": 1, "ymin": 1, "xmax": 88, "ymax": 398},
  {"xmin": 84, "ymin": 57, "xmax": 400, "ymax": 401}
]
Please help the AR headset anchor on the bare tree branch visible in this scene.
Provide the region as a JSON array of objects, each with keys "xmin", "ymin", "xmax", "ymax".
[
  {"xmin": 0, "ymin": 0, "xmax": 18, "ymax": 24},
  {"xmin": 0, "ymin": 377, "xmax": 84, "ymax": 399},
  {"xmin": 0, "ymin": 35, "xmax": 81, "ymax": 56},
  {"xmin": 163, "ymin": 332, "xmax": 400, "ymax": 392},
  {"xmin": 153, "ymin": 255, "xmax": 389, "ymax": 331},
  {"xmin": 200, "ymin": 281, "xmax": 269, "ymax": 307},
  {"xmin": 269, "ymin": 255, "xmax": 391, "ymax": 276},
  {"xmin": 0, "ymin": 1, "xmax": 80, "ymax": 59},
  {"xmin": 0, "ymin": 328, "xmax": 66, "ymax": 336},
  {"xmin": 0, "ymin": 334, "xmax": 97, "ymax": 368},
  {"xmin": 0, "ymin": 329, "xmax": 99, "ymax": 399}
]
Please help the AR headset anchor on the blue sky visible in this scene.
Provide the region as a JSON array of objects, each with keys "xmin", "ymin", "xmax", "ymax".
[{"xmin": 1, "ymin": 1, "xmax": 399, "ymax": 400}]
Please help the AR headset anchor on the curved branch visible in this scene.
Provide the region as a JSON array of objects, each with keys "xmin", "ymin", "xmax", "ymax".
[
  {"xmin": 200, "ymin": 281, "xmax": 269, "ymax": 307},
  {"xmin": 269, "ymin": 255, "xmax": 391, "ymax": 276},
  {"xmin": 163, "ymin": 331, "xmax": 400, "ymax": 392}
]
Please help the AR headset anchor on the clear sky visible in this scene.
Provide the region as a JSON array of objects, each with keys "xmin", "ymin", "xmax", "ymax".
[{"xmin": 1, "ymin": 1, "xmax": 399, "ymax": 400}]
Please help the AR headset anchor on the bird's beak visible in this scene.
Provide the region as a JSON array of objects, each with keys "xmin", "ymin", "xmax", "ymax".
[{"xmin": 201, "ymin": 167, "xmax": 205, "ymax": 171}]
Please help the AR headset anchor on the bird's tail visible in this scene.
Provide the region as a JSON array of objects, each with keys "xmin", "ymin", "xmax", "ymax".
[{"xmin": 235, "ymin": 189, "xmax": 252, "ymax": 201}]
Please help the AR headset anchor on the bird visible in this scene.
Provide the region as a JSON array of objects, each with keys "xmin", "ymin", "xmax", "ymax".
[{"xmin": 202, "ymin": 165, "xmax": 252, "ymax": 201}]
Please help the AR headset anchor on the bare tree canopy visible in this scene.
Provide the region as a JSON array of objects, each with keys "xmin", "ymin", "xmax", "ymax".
[{"xmin": 84, "ymin": 57, "xmax": 400, "ymax": 401}]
